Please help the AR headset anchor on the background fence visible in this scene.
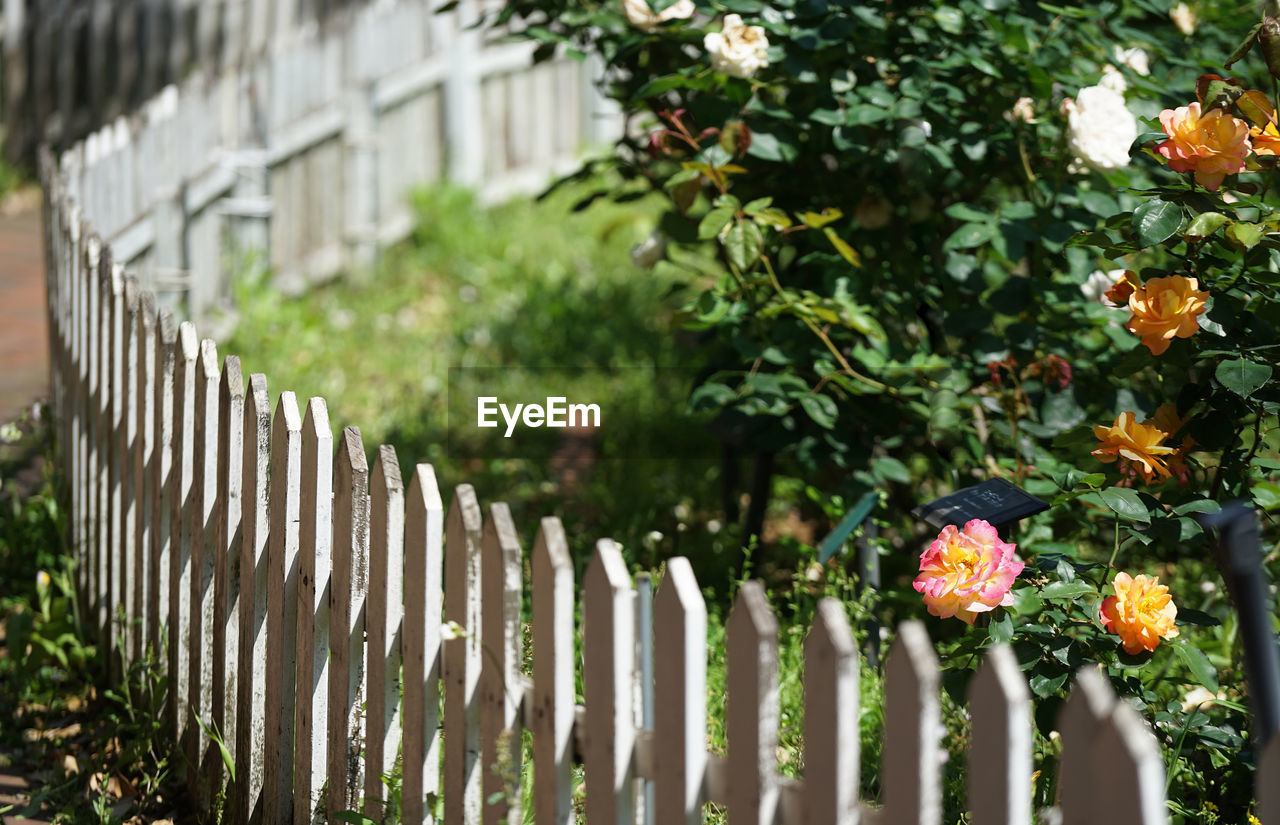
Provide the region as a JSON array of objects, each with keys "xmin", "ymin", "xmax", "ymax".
[
  {"xmin": 14, "ymin": 0, "xmax": 617, "ymax": 322},
  {"xmin": 40, "ymin": 140, "xmax": 1280, "ymax": 825}
]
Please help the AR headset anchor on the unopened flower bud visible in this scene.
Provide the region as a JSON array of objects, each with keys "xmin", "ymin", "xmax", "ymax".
[{"xmin": 1260, "ymin": 16, "xmax": 1280, "ymax": 81}]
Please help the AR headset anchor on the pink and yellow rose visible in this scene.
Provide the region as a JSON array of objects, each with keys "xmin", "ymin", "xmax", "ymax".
[
  {"xmin": 1155, "ymin": 102, "xmax": 1251, "ymax": 190},
  {"xmin": 914, "ymin": 520, "xmax": 1024, "ymax": 625},
  {"xmin": 1100, "ymin": 572, "xmax": 1179, "ymax": 654}
]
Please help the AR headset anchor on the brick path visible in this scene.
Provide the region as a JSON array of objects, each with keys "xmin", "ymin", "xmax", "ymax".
[{"xmin": 0, "ymin": 193, "xmax": 48, "ymax": 426}]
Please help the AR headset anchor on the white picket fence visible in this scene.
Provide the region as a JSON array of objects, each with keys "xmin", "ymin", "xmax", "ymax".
[
  {"xmin": 27, "ymin": 0, "xmax": 617, "ymax": 322},
  {"xmin": 38, "ymin": 140, "xmax": 1280, "ymax": 825}
]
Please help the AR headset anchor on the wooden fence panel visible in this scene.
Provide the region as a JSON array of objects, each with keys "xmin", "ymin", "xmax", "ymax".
[
  {"xmin": 481, "ymin": 502, "xmax": 523, "ymax": 825},
  {"xmin": 967, "ymin": 645, "xmax": 1030, "ymax": 825},
  {"xmin": 188, "ymin": 337, "xmax": 221, "ymax": 801},
  {"xmin": 727, "ymin": 580, "xmax": 778, "ymax": 825},
  {"xmin": 133, "ymin": 290, "xmax": 155, "ymax": 657},
  {"xmin": 211, "ymin": 354, "xmax": 244, "ymax": 796},
  {"xmin": 263, "ymin": 391, "xmax": 303, "ymax": 825},
  {"xmin": 880, "ymin": 620, "xmax": 941, "ymax": 825},
  {"xmin": 168, "ymin": 321, "xmax": 198, "ymax": 746},
  {"xmin": 1092, "ymin": 697, "xmax": 1168, "ymax": 824},
  {"xmin": 365, "ymin": 445, "xmax": 405, "ymax": 821},
  {"xmin": 444, "ymin": 483, "xmax": 484, "ymax": 825},
  {"xmin": 531, "ymin": 516, "xmax": 574, "ymax": 825},
  {"xmin": 653, "ymin": 556, "xmax": 707, "ymax": 825},
  {"xmin": 1056, "ymin": 667, "xmax": 1115, "ymax": 825},
  {"xmin": 147, "ymin": 308, "xmax": 176, "ymax": 659},
  {"xmin": 803, "ymin": 598, "xmax": 858, "ymax": 825},
  {"xmin": 583, "ymin": 539, "xmax": 635, "ymax": 825},
  {"xmin": 402, "ymin": 464, "xmax": 444, "ymax": 825},
  {"xmin": 233, "ymin": 373, "xmax": 271, "ymax": 825},
  {"xmin": 328, "ymin": 426, "xmax": 370, "ymax": 817},
  {"xmin": 295, "ymin": 397, "xmax": 334, "ymax": 825}
]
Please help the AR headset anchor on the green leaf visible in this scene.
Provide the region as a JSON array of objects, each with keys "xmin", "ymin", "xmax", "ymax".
[
  {"xmin": 944, "ymin": 222, "xmax": 999, "ymax": 250},
  {"xmin": 1131, "ymin": 198, "xmax": 1183, "ymax": 248},
  {"xmin": 1177, "ymin": 608, "xmax": 1222, "ymax": 627},
  {"xmin": 1040, "ymin": 581, "xmax": 1095, "ymax": 600},
  {"xmin": 823, "ymin": 227, "xmax": 861, "ymax": 267},
  {"xmin": 1226, "ymin": 221, "xmax": 1266, "ymax": 250},
  {"xmin": 989, "ymin": 612, "xmax": 1014, "ymax": 643},
  {"xmin": 698, "ymin": 207, "xmax": 736, "ymax": 240},
  {"xmin": 1173, "ymin": 642, "xmax": 1220, "ymax": 692},
  {"xmin": 1184, "ymin": 212, "xmax": 1229, "ymax": 240},
  {"xmin": 1225, "ymin": 21, "xmax": 1263, "ymax": 68},
  {"xmin": 1215, "ymin": 357, "xmax": 1272, "ymax": 399},
  {"xmin": 724, "ymin": 220, "xmax": 763, "ymax": 270},
  {"xmin": 801, "ymin": 208, "xmax": 843, "ymax": 229},
  {"xmin": 799, "ymin": 393, "xmax": 838, "ymax": 429},
  {"xmin": 871, "ymin": 456, "xmax": 911, "ymax": 484},
  {"xmin": 1098, "ymin": 487, "xmax": 1152, "ymax": 523}
]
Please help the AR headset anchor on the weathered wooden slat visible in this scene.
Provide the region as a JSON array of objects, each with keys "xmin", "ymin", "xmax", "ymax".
[
  {"xmin": 444, "ymin": 483, "xmax": 484, "ymax": 825},
  {"xmin": 188, "ymin": 337, "xmax": 220, "ymax": 803},
  {"xmin": 233, "ymin": 373, "xmax": 271, "ymax": 825},
  {"xmin": 968, "ymin": 644, "xmax": 1030, "ymax": 825},
  {"xmin": 482, "ymin": 502, "xmax": 524, "ymax": 825},
  {"xmin": 727, "ymin": 580, "xmax": 779, "ymax": 825},
  {"xmin": 402, "ymin": 463, "xmax": 444, "ymax": 825},
  {"xmin": 1093, "ymin": 698, "xmax": 1169, "ymax": 824},
  {"xmin": 1260, "ymin": 734, "xmax": 1280, "ymax": 825},
  {"xmin": 1056, "ymin": 666, "xmax": 1115, "ymax": 825},
  {"xmin": 530, "ymin": 517, "xmax": 574, "ymax": 825},
  {"xmin": 365, "ymin": 444, "xmax": 405, "ymax": 822},
  {"xmin": 70, "ymin": 214, "xmax": 85, "ymax": 611},
  {"xmin": 102, "ymin": 252, "xmax": 124, "ymax": 657},
  {"xmin": 168, "ymin": 321, "xmax": 198, "ymax": 746},
  {"xmin": 328, "ymin": 427, "xmax": 370, "ymax": 817},
  {"xmin": 119, "ymin": 276, "xmax": 139, "ymax": 664},
  {"xmin": 804, "ymin": 598, "xmax": 859, "ymax": 825},
  {"xmin": 263, "ymin": 391, "xmax": 303, "ymax": 825},
  {"xmin": 133, "ymin": 290, "xmax": 155, "ymax": 658},
  {"xmin": 654, "ymin": 556, "xmax": 707, "ymax": 825},
  {"xmin": 148, "ymin": 308, "xmax": 176, "ymax": 661},
  {"xmin": 211, "ymin": 354, "xmax": 244, "ymax": 798},
  {"xmin": 583, "ymin": 539, "xmax": 636, "ymax": 825},
  {"xmin": 880, "ymin": 620, "xmax": 941, "ymax": 825},
  {"xmin": 294, "ymin": 397, "xmax": 333, "ymax": 825}
]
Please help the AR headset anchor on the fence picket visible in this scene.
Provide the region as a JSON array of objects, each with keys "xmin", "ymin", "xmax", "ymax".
[
  {"xmin": 328, "ymin": 427, "xmax": 371, "ymax": 817},
  {"xmin": 967, "ymin": 644, "xmax": 1030, "ymax": 825},
  {"xmin": 727, "ymin": 580, "xmax": 778, "ymax": 825},
  {"xmin": 1092, "ymin": 697, "xmax": 1168, "ymax": 825},
  {"xmin": 148, "ymin": 309, "xmax": 177, "ymax": 661},
  {"xmin": 234, "ymin": 373, "xmax": 271, "ymax": 825},
  {"xmin": 103, "ymin": 254, "xmax": 125, "ymax": 661},
  {"xmin": 120, "ymin": 276, "xmax": 139, "ymax": 662},
  {"xmin": 445, "ymin": 483, "xmax": 485, "ymax": 825},
  {"xmin": 531, "ymin": 517, "xmax": 574, "ymax": 825},
  {"xmin": 1260, "ymin": 734, "xmax": 1280, "ymax": 824},
  {"xmin": 263, "ymin": 391, "xmax": 303, "ymax": 825},
  {"xmin": 168, "ymin": 321, "xmax": 199, "ymax": 746},
  {"xmin": 803, "ymin": 598, "xmax": 858, "ymax": 825},
  {"xmin": 880, "ymin": 620, "xmax": 941, "ymax": 825},
  {"xmin": 1056, "ymin": 666, "xmax": 1115, "ymax": 825},
  {"xmin": 364, "ymin": 445, "xmax": 405, "ymax": 820},
  {"xmin": 583, "ymin": 539, "xmax": 636, "ymax": 825},
  {"xmin": 188, "ymin": 337, "xmax": 221, "ymax": 801},
  {"xmin": 402, "ymin": 464, "xmax": 444, "ymax": 825},
  {"xmin": 211, "ymin": 354, "xmax": 244, "ymax": 796},
  {"xmin": 482, "ymin": 502, "xmax": 524, "ymax": 825},
  {"xmin": 653, "ymin": 556, "xmax": 707, "ymax": 825},
  {"xmin": 295, "ymin": 397, "xmax": 334, "ymax": 825},
  {"xmin": 133, "ymin": 291, "xmax": 155, "ymax": 657}
]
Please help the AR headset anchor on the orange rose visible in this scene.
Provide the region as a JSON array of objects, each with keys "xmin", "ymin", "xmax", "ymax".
[
  {"xmin": 1092, "ymin": 411, "xmax": 1176, "ymax": 483},
  {"xmin": 1100, "ymin": 572, "xmax": 1179, "ymax": 654},
  {"xmin": 1125, "ymin": 275, "xmax": 1209, "ymax": 355},
  {"xmin": 1104, "ymin": 270, "xmax": 1140, "ymax": 307},
  {"xmin": 1156, "ymin": 102, "xmax": 1251, "ymax": 190}
]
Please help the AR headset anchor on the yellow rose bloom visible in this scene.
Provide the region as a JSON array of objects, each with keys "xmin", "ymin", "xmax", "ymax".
[
  {"xmin": 1125, "ymin": 275, "xmax": 1209, "ymax": 355},
  {"xmin": 1099, "ymin": 572, "xmax": 1179, "ymax": 654},
  {"xmin": 1092, "ymin": 411, "xmax": 1176, "ymax": 483}
]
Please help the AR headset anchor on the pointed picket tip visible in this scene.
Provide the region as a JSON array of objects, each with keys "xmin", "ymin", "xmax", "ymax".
[
  {"xmin": 158, "ymin": 307, "xmax": 177, "ymax": 346},
  {"xmin": 531, "ymin": 516, "xmax": 570, "ymax": 575},
  {"xmin": 246, "ymin": 374, "xmax": 271, "ymax": 433},
  {"xmin": 483, "ymin": 502, "xmax": 521, "ymax": 555},
  {"xmin": 969, "ymin": 644, "xmax": 1029, "ymax": 707},
  {"xmin": 371, "ymin": 444, "xmax": 403, "ymax": 495},
  {"xmin": 139, "ymin": 290, "xmax": 156, "ymax": 329},
  {"xmin": 886, "ymin": 620, "xmax": 938, "ymax": 687},
  {"xmin": 1090, "ymin": 700, "xmax": 1167, "ymax": 821},
  {"xmin": 336, "ymin": 426, "xmax": 368, "ymax": 476},
  {"xmin": 178, "ymin": 321, "xmax": 198, "ymax": 362},
  {"xmin": 301, "ymin": 397, "xmax": 331, "ymax": 444},
  {"xmin": 407, "ymin": 464, "xmax": 443, "ymax": 515},
  {"xmin": 108, "ymin": 260, "xmax": 123, "ymax": 298},
  {"xmin": 221, "ymin": 356, "xmax": 244, "ymax": 401},
  {"xmin": 1058, "ymin": 665, "xmax": 1114, "ymax": 736},
  {"xmin": 448, "ymin": 483, "xmax": 483, "ymax": 536},
  {"xmin": 1259, "ymin": 733, "xmax": 1280, "ymax": 824},
  {"xmin": 123, "ymin": 276, "xmax": 139, "ymax": 312},
  {"xmin": 199, "ymin": 340, "xmax": 219, "ymax": 381},
  {"xmin": 585, "ymin": 538, "xmax": 631, "ymax": 594},
  {"xmin": 85, "ymin": 231, "xmax": 102, "ymax": 269},
  {"xmin": 806, "ymin": 598, "xmax": 856, "ymax": 660},
  {"xmin": 655, "ymin": 557, "xmax": 704, "ymax": 617},
  {"xmin": 272, "ymin": 391, "xmax": 302, "ymax": 437},
  {"xmin": 729, "ymin": 580, "xmax": 778, "ymax": 640}
]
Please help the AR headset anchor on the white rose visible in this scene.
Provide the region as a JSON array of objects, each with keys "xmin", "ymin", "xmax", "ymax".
[
  {"xmin": 1082, "ymin": 268, "xmax": 1125, "ymax": 305},
  {"xmin": 1170, "ymin": 2, "xmax": 1196, "ymax": 35},
  {"xmin": 631, "ymin": 232, "xmax": 668, "ymax": 268},
  {"xmin": 623, "ymin": 0, "xmax": 694, "ymax": 32},
  {"xmin": 1065, "ymin": 85, "xmax": 1137, "ymax": 174},
  {"xmin": 1098, "ymin": 64, "xmax": 1127, "ymax": 94},
  {"xmin": 704, "ymin": 14, "xmax": 770, "ymax": 79},
  {"xmin": 1113, "ymin": 46, "xmax": 1150, "ymax": 76}
]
